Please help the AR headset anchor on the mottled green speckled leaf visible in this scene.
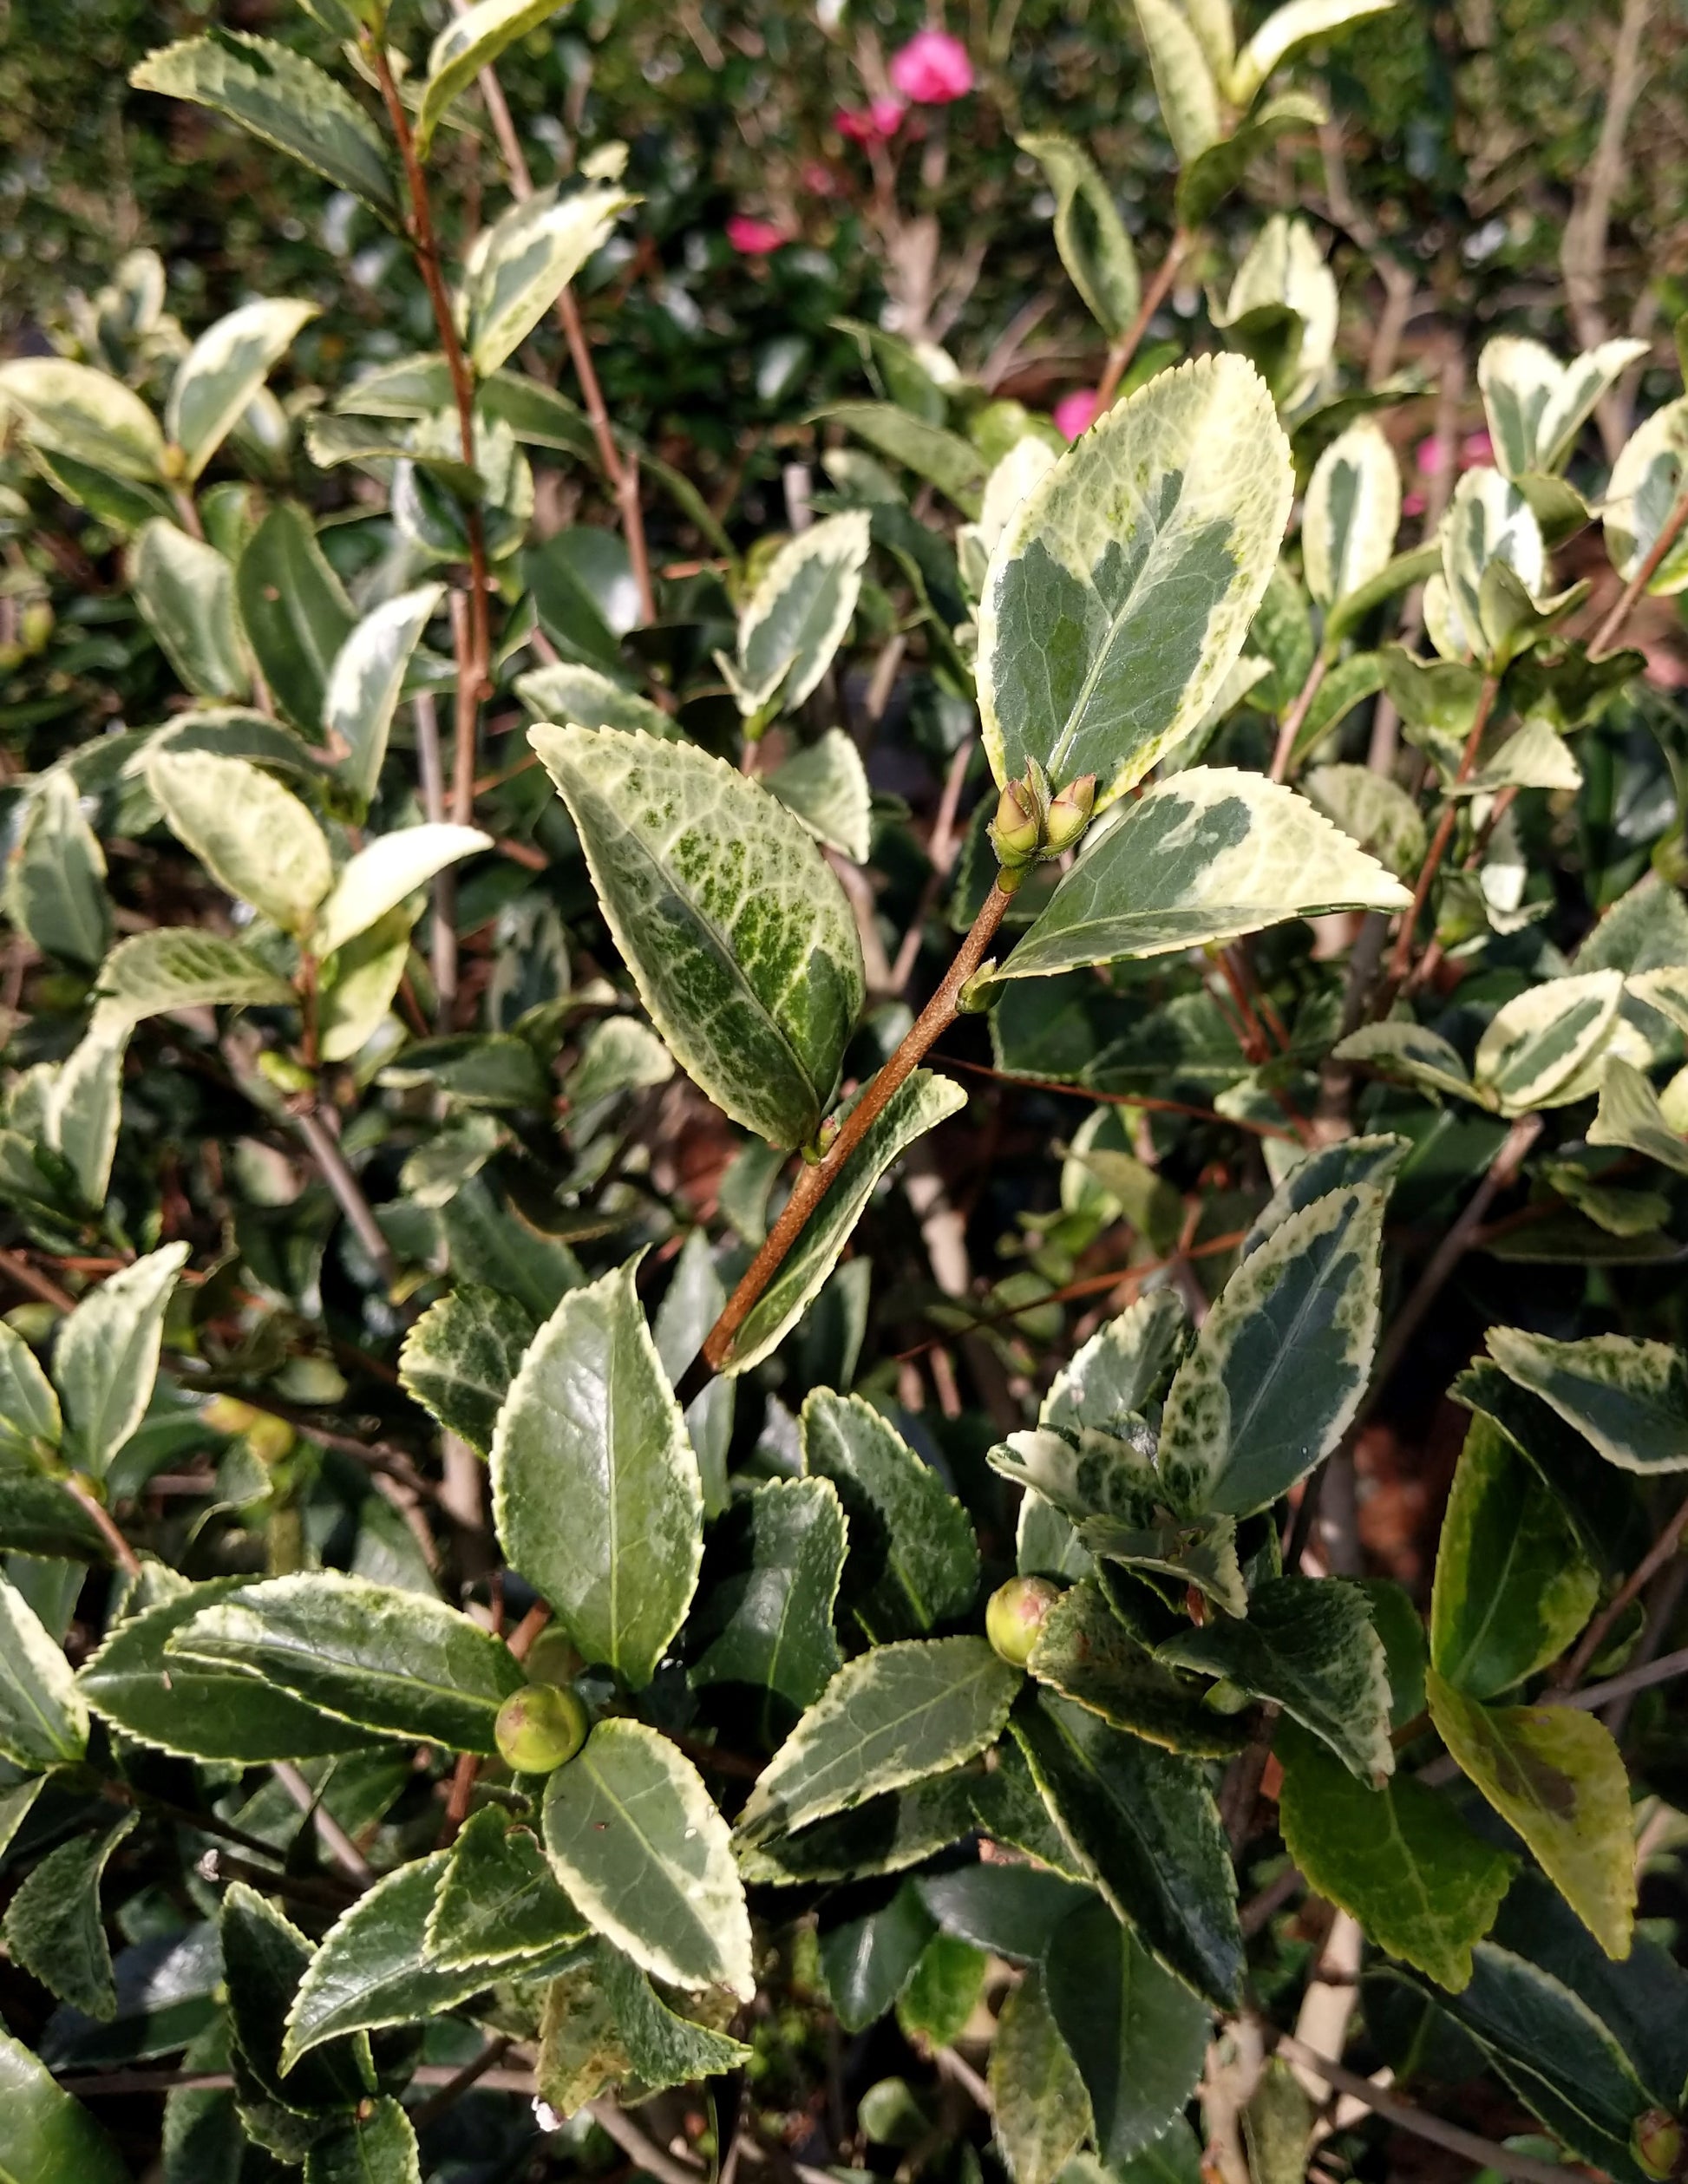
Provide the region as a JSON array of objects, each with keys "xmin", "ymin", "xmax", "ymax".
[
  {"xmin": 1156, "ymin": 1185, "xmax": 1385, "ymax": 1517},
  {"xmin": 491, "ymin": 1256, "xmax": 702, "ymax": 1688},
  {"xmin": 542, "ymin": 1717, "xmax": 753, "ymax": 1998},
  {"xmin": 733, "ymin": 511, "xmax": 871, "ymax": 716},
  {"xmin": 1302, "ymin": 421, "xmax": 1399, "ymax": 606},
  {"xmin": 531, "ymin": 724, "xmax": 863, "ymax": 1148},
  {"xmin": 1045, "ymin": 1896, "xmax": 1209, "ymax": 2162},
  {"xmin": 1011, "ymin": 1691, "xmax": 1242, "ymax": 2010},
  {"xmin": 424, "ymin": 1806, "xmax": 588, "ymax": 1972},
  {"xmin": 1589, "ymin": 1054, "xmax": 1688, "ymax": 1175},
  {"xmin": 998, "ymin": 769, "xmax": 1408, "ymax": 978},
  {"xmin": 689, "ymin": 1476, "xmax": 846, "ymax": 1743},
  {"xmin": 1029, "ymin": 1577, "xmax": 1250, "ymax": 1758},
  {"xmin": 91, "ymin": 927, "xmax": 294, "ymax": 1033},
  {"xmin": 1157, "ymin": 1574, "xmax": 1392, "ymax": 1781},
  {"xmin": 1277, "ymin": 1720, "xmax": 1515, "ymax": 1991},
  {"xmin": 978, "ymin": 358, "xmax": 1292, "ymax": 809},
  {"xmin": 735, "ymin": 1767, "xmax": 984, "ymax": 1885},
  {"xmin": 55, "ymin": 1242, "xmax": 190, "ymax": 1480},
  {"xmin": 147, "ymin": 750, "xmax": 331, "ymax": 937},
  {"xmin": 0, "ymin": 1573, "xmax": 88, "ymax": 1769},
  {"xmin": 1430, "ymin": 1411, "xmax": 1599, "ymax": 1698},
  {"xmin": 131, "ymin": 36, "xmax": 398, "ymax": 220},
  {"xmin": 1131, "ymin": 0, "xmax": 1220, "ymax": 159},
  {"xmin": 131, "ymin": 522, "xmax": 245, "ymax": 699},
  {"xmin": 801, "ymin": 1390, "xmax": 978, "ymax": 1642},
  {"xmin": 1474, "ymin": 971, "xmax": 1624, "ymax": 1115},
  {"xmin": 303, "ymin": 2097, "xmax": 421, "ymax": 2184},
  {"xmin": 991, "ymin": 1968, "xmax": 1093, "ymax": 2184},
  {"xmin": 720, "ymin": 1069, "xmax": 967, "ymax": 1374},
  {"xmin": 1428, "ymin": 1669, "xmax": 1635, "ymax": 1959},
  {"xmin": 1042, "ymin": 1291, "xmax": 1187, "ymax": 1435},
  {"xmin": 1479, "ymin": 335, "xmax": 1651, "ymax": 481},
  {"xmin": 1241, "ymin": 1133, "xmax": 1409, "ymax": 1258},
  {"xmin": 1018, "ymin": 135, "xmax": 1139, "ymax": 337},
  {"xmin": 1605, "ymin": 396, "xmax": 1688, "ymax": 598},
  {"xmin": 416, "ymin": 0, "xmax": 572, "ymax": 158},
  {"xmin": 596, "ymin": 1939, "xmax": 751, "ymax": 2086},
  {"xmin": 1484, "ymin": 1326, "xmax": 1688, "ymax": 1473},
  {"xmin": 398, "ymin": 1285, "xmax": 534, "ymax": 1460},
  {"xmin": 738, "ymin": 1637, "xmax": 1020, "ymax": 1846},
  {"xmin": 167, "ymin": 1573, "xmax": 525, "ymax": 1754}
]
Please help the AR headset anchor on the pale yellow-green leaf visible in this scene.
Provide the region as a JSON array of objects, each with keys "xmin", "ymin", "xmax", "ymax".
[
  {"xmin": 1428, "ymin": 1668, "xmax": 1634, "ymax": 1960},
  {"xmin": 92, "ymin": 927, "xmax": 295, "ymax": 1033},
  {"xmin": 418, "ymin": 0, "xmax": 573, "ymax": 158},
  {"xmin": 325, "ymin": 584, "xmax": 445, "ymax": 806},
  {"xmin": 1333, "ymin": 1020, "xmax": 1484, "ymax": 1105},
  {"xmin": 1473, "ymin": 970, "xmax": 1623, "ymax": 1115},
  {"xmin": 147, "ymin": 749, "xmax": 332, "ymax": 936},
  {"xmin": 167, "ymin": 297, "xmax": 317, "ymax": 479},
  {"xmin": 1441, "ymin": 468, "xmax": 1546, "ymax": 666},
  {"xmin": 315, "ymin": 823, "xmax": 489, "ymax": 959},
  {"xmin": 464, "ymin": 186, "xmax": 636, "ymax": 377},
  {"xmin": 1302, "ymin": 421, "xmax": 1400, "ymax": 605},
  {"xmin": 736, "ymin": 511, "xmax": 872, "ymax": 717},
  {"xmin": 764, "ymin": 729, "xmax": 873, "ymax": 863},
  {"xmin": 978, "ymin": 356, "xmax": 1293, "ymax": 810},
  {"xmin": 1604, "ymin": 396, "xmax": 1688, "ymax": 598},
  {"xmin": 0, "ymin": 356, "xmax": 166, "ymax": 481},
  {"xmin": 1589, "ymin": 1054, "xmax": 1688, "ymax": 1176},
  {"xmin": 1477, "ymin": 333, "xmax": 1650, "ymax": 480},
  {"xmin": 318, "ymin": 906, "xmax": 415, "ymax": 1063},
  {"xmin": 1131, "ymin": 0, "xmax": 1221, "ymax": 160},
  {"xmin": 131, "ymin": 520, "xmax": 246, "ymax": 700},
  {"xmin": 1302, "ymin": 763, "xmax": 1425, "ymax": 879},
  {"xmin": 1218, "ymin": 216, "xmax": 1338, "ymax": 412},
  {"xmin": 1227, "ymin": 0, "xmax": 1396, "ymax": 106},
  {"xmin": 1452, "ymin": 714, "xmax": 1581, "ymax": 797}
]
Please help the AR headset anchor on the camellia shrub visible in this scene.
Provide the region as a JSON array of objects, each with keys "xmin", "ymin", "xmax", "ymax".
[{"xmin": 3, "ymin": 2, "xmax": 1688, "ymax": 2181}]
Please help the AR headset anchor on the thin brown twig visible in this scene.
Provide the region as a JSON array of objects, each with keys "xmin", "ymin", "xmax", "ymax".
[
  {"xmin": 1269, "ymin": 653, "xmax": 1329, "ymax": 782},
  {"xmin": 1590, "ymin": 485, "xmax": 1688, "ymax": 655},
  {"xmin": 1380, "ymin": 673, "xmax": 1501, "ymax": 998},
  {"xmin": 290, "ymin": 1105, "xmax": 398, "ymax": 1291},
  {"xmin": 0, "ymin": 1245, "xmax": 76, "ymax": 1312},
  {"xmin": 938, "ymin": 1054, "xmax": 1299, "ymax": 1139},
  {"xmin": 1554, "ymin": 1488, "xmax": 1688, "ymax": 1690},
  {"xmin": 272, "ymin": 1761, "xmax": 375, "ymax": 1887},
  {"xmin": 1095, "ymin": 232, "xmax": 1190, "ymax": 412},
  {"xmin": 1562, "ymin": 1641, "xmax": 1688, "ymax": 1714},
  {"xmin": 63, "ymin": 1480, "xmax": 140, "ymax": 1576}
]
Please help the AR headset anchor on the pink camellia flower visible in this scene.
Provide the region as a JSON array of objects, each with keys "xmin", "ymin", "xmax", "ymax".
[
  {"xmin": 801, "ymin": 160, "xmax": 839, "ymax": 195},
  {"xmin": 1053, "ymin": 388, "xmax": 1101, "ymax": 441},
  {"xmin": 1401, "ymin": 490, "xmax": 1428, "ymax": 518},
  {"xmin": 889, "ymin": 28, "xmax": 973, "ymax": 103},
  {"xmin": 837, "ymin": 98, "xmax": 907, "ymax": 144},
  {"xmin": 1460, "ymin": 428, "xmax": 1495, "ymax": 468},
  {"xmin": 726, "ymin": 214, "xmax": 790, "ymax": 256},
  {"xmin": 1415, "ymin": 435, "xmax": 1448, "ymax": 477}
]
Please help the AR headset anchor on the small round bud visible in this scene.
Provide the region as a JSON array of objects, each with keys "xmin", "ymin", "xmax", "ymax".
[
  {"xmin": 1632, "ymin": 2112, "xmax": 1685, "ymax": 2181},
  {"xmin": 20, "ymin": 602, "xmax": 53, "ymax": 654},
  {"xmin": 494, "ymin": 1683, "xmax": 589, "ymax": 1775},
  {"xmin": 1044, "ymin": 775, "xmax": 1096, "ymax": 852},
  {"xmin": 990, "ymin": 780, "xmax": 1042, "ymax": 865},
  {"xmin": 986, "ymin": 1576, "xmax": 1061, "ymax": 1667},
  {"xmin": 257, "ymin": 1050, "xmax": 317, "ymax": 1095}
]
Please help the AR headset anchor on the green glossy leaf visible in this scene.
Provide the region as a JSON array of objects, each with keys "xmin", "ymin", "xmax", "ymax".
[
  {"xmin": 315, "ymin": 823, "xmax": 488, "ymax": 958},
  {"xmin": 531, "ymin": 725, "xmax": 864, "ymax": 1149},
  {"xmin": 0, "ymin": 357, "xmax": 165, "ymax": 481},
  {"xmin": 399, "ymin": 1284, "xmax": 534, "ymax": 1461},
  {"xmin": 236, "ymin": 502, "xmax": 357, "ymax": 736},
  {"xmin": 5, "ymin": 769, "xmax": 112, "ymax": 970},
  {"xmin": 4, "ymin": 1815, "xmax": 135, "ymax": 2020},
  {"xmin": 91, "ymin": 928, "xmax": 292, "ymax": 1035},
  {"xmin": 1606, "ymin": 396, "xmax": 1688, "ymax": 597},
  {"xmin": 221, "ymin": 1883, "xmax": 369, "ymax": 2113},
  {"xmin": 1011, "ymin": 1692, "xmax": 1242, "ymax": 2010},
  {"xmin": 801, "ymin": 1390, "xmax": 978, "ymax": 1642},
  {"xmin": 1158, "ymin": 1574, "xmax": 1392, "ymax": 1780},
  {"xmin": 167, "ymin": 1573, "xmax": 525, "ymax": 1754},
  {"xmin": 719, "ymin": 1069, "xmax": 967, "ymax": 1375},
  {"xmin": 416, "ymin": 0, "xmax": 572, "ymax": 158},
  {"xmin": 979, "ymin": 358, "xmax": 1292, "ymax": 809},
  {"xmin": 131, "ymin": 36, "xmax": 398, "ymax": 220},
  {"xmin": 1484, "ymin": 1326, "xmax": 1688, "ymax": 1473},
  {"xmin": 765, "ymin": 729, "xmax": 873, "ymax": 863},
  {"xmin": 0, "ymin": 2024, "xmax": 132, "ymax": 2184},
  {"xmin": 1044, "ymin": 1896, "xmax": 1209, "ymax": 2161},
  {"xmin": 915, "ymin": 1865, "xmax": 1093, "ymax": 1961},
  {"xmin": 1428, "ymin": 1668, "xmax": 1635, "ymax": 1959},
  {"xmin": 0, "ymin": 1320, "xmax": 61, "ymax": 1466},
  {"xmin": 1174, "ymin": 90, "xmax": 1324, "ymax": 227},
  {"xmin": 0, "ymin": 1571, "xmax": 88, "ymax": 1769},
  {"xmin": 467, "ymin": 186, "xmax": 634, "ymax": 378},
  {"xmin": 898, "ymin": 1932, "xmax": 988, "ymax": 2046},
  {"xmin": 492, "ymin": 1255, "xmax": 701, "ymax": 1688},
  {"xmin": 810, "ymin": 403, "xmax": 986, "ymax": 512},
  {"xmin": 1290, "ymin": 648, "xmax": 1385, "ymax": 763},
  {"xmin": 303, "ymin": 2098, "xmax": 421, "ymax": 2184},
  {"xmin": 595, "ymin": 1939, "xmax": 751, "ymax": 2086},
  {"xmin": 998, "ymin": 769, "xmax": 1409, "ymax": 978},
  {"xmin": 324, "ymin": 585, "xmax": 444, "ymax": 806},
  {"xmin": 131, "ymin": 522, "xmax": 245, "ymax": 699},
  {"xmin": 739, "ymin": 1636, "xmax": 1020, "ymax": 1845},
  {"xmin": 1478, "ymin": 335, "xmax": 1650, "ymax": 481},
  {"xmin": 541, "ymin": 1717, "xmax": 753, "ymax": 1998},
  {"xmin": 167, "ymin": 297, "xmax": 317, "ymax": 479},
  {"xmin": 688, "ymin": 1476, "xmax": 846, "ymax": 1743},
  {"xmin": 1227, "ymin": 0, "xmax": 1396, "ymax": 106},
  {"xmin": 423, "ymin": 1806, "xmax": 587, "ymax": 1972},
  {"xmin": 0, "ymin": 1474, "xmax": 107, "ymax": 1560},
  {"xmin": 1332, "ymin": 1019, "xmax": 1482, "ymax": 1104},
  {"xmin": 735, "ymin": 1766, "xmax": 984, "ymax": 1885},
  {"xmin": 1302, "ymin": 419, "xmax": 1399, "ymax": 607},
  {"xmin": 1131, "ymin": 0, "xmax": 1220, "ymax": 158},
  {"xmin": 77, "ymin": 1578, "xmax": 374, "ymax": 1761},
  {"xmin": 1028, "ymin": 1577, "xmax": 1250, "ymax": 1757},
  {"xmin": 147, "ymin": 750, "xmax": 331, "ymax": 936},
  {"xmin": 652, "ymin": 1228, "xmax": 732, "ymax": 1517},
  {"xmin": 1589, "ymin": 1054, "xmax": 1688, "ymax": 1176},
  {"xmin": 1242, "ymin": 1132, "xmax": 1409, "ymax": 1258},
  {"xmin": 990, "ymin": 1969, "xmax": 1093, "ymax": 2184},
  {"xmin": 820, "ymin": 1882, "xmax": 936, "ymax": 2032},
  {"xmin": 1277, "ymin": 1719, "xmax": 1513, "ymax": 1991},
  {"xmin": 1155, "ymin": 1184, "xmax": 1385, "ymax": 1517},
  {"xmin": 1018, "ymin": 134, "xmax": 1139, "ymax": 337},
  {"xmin": 1430, "ymin": 1411, "xmax": 1599, "ymax": 1698},
  {"xmin": 55, "ymin": 1242, "xmax": 190, "ymax": 1479}
]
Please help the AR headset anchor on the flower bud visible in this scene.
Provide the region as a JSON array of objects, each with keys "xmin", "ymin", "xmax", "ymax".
[
  {"xmin": 991, "ymin": 779, "xmax": 1041, "ymax": 865},
  {"xmin": 1632, "ymin": 2112, "xmax": 1685, "ymax": 2181},
  {"xmin": 494, "ymin": 1683, "xmax": 590, "ymax": 1775},
  {"xmin": 257, "ymin": 1050, "xmax": 317, "ymax": 1095},
  {"xmin": 1044, "ymin": 775, "xmax": 1096, "ymax": 852},
  {"xmin": 985, "ymin": 1576, "xmax": 1062, "ymax": 1667}
]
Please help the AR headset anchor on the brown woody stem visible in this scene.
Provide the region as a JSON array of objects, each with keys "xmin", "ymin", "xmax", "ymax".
[
  {"xmin": 1590, "ymin": 483, "xmax": 1688, "ymax": 655},
  {"xmin": 1268, "ymin": 652, "xmax": 1328, "ymax": 782},
  {"xmin": 1094, "ymin": 231, "xmax": 1190, "ymax": 412},
  {"xmin": 1379, "ymin": 671, "xmax": 1500, "ymax": 999},
  {"xmin": 681, "ymin": 879, "xmax": 1017, "ymax": 1396}
]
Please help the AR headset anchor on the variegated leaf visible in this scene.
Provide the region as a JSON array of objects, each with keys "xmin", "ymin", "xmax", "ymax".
[
  {"xmin": 1302, "ymin": 421, "xmax": 1400, "ymax": 606},
  {"xmin": 733, "ymin": 511, "xmax": 871, "ymax": 717},
  {"xmin": 1477, "ymin": 334, "xmax": 1650, "ymax": 480},
  {"xmin": 1473, "ymin": 971, "xmax": 1624, "ymax": 1115},
  {"xmin": 1605, "ymin": 397, "xmax": 1688, "ymax": 598}
]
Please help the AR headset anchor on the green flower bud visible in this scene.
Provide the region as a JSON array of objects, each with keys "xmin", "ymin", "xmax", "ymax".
[
  {"xmin": 1632, "ymin": 2111, "xmax": 1685, "ymax": 2181},
  {"xmin": 991, "ymin": 779, "xmax": 1042, "ymax": 866},
  {"xmin": 494, "ymin": 1682, "xmax": 590, "ymax": 1775},
  {"xmin": 1044, "ymin": 775, "xmax": 1096, "ymax": 852},
  {"xmin": 985, "ymin": 1576, "xmax": 1062, "ymax": 1667},
  {"xmin": 257, "ymin": 1050, "xmax": 317, "ymax": 1095}
]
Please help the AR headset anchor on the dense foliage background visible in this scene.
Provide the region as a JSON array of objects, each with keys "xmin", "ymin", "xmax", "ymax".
[{"xmin": 5, "ymin": 2, "xmax": 1688, "ymax": 2182}]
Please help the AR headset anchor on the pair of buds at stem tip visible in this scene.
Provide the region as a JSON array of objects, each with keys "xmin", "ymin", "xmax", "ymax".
[{"xmin": 990, "ymin": 767, "xmax": 1096, "ymax": 886}]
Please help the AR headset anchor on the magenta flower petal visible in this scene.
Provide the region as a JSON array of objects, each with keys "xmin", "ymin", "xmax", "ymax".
[
  {"xmin": 888, "ymin": 29, "xmax": 973, "ymax": 103},
  {"xmin": 1053, "ymin": 388, "xmax": 1101, "ymax": 441},
  {"xmin": 727, "ymin": 214, "xmax": 791, "ymax": 256}
]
